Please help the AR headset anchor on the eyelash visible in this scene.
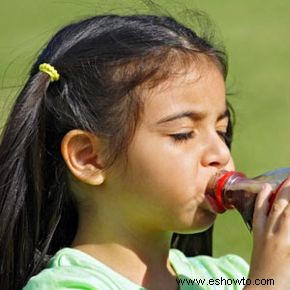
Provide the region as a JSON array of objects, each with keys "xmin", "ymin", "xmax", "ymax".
[
  {"xmin": 217, "ymin": 130, "xmax": 228, "ymax": 142},
  {"xmin": 170, "ymin": 131, "xmax": 229, "ymax": 143},
  {"xmin": 170, "ymin": 132, "xmax": 194, "ymax": 142}
]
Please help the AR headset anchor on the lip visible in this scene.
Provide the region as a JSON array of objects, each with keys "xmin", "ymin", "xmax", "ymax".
[
  {"xmin": 203, "ymin": 195, "xmax": 222, "ymax": 214},
  {"xmin": 198, "ymin": 172, "xmax": 223, "ymax": 214},
  {"xmin": 205, "ymin": 195, "xmax": 218, "ymax": 214},
  {"xmin": 198, "ymin": 194, "xmax": 217, "ymax": 214}
]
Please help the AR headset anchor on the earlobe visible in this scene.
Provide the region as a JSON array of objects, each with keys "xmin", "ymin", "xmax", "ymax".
[{"xmin": 61, "ymin": 129, "xmax": 106, "ymax": 185}]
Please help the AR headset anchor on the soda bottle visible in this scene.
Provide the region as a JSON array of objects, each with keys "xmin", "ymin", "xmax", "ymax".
[{"xmin": 206, "ymin": 168, "xmax": 290, "ymax": 230}]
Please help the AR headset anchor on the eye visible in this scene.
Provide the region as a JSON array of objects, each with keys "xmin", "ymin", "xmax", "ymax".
[
  {"xmin": 170, "ymin": 132, "xmax": 194, "ymax": 143},
  {"xmin": 217, "ymin": 130, "xmax": 230, "ymax": 143}
]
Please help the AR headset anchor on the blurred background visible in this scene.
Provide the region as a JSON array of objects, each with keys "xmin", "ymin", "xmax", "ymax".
[{"xmin": 1, "ymin": 0, "xmax": 290, "ymax": 262}]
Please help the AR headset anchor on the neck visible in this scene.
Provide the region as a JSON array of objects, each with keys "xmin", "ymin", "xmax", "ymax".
[{"xmin": 71, "ymin": 208, "xmax": 177, "ymax": 289}]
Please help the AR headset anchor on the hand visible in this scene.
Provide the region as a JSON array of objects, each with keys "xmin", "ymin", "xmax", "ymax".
[{"xmin": 248, "ymin": 176, "xmax": 290, "ymax": 289}]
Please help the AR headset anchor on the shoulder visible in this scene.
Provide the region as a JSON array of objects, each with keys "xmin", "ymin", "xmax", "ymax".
[
  {"xmin": 170, "ymin": 248, "xmax": 249, "ymax": 276},
  {"xmin": 188, "ymin": 253, "xmax": 249, "ymax": 278},
  {"xmin": 169, "ymin": 249, "xmax": 249, "ymax": 290},
  {"xmin": 23, "ymin": 248, "xmax": 122, "ymax": 290}
]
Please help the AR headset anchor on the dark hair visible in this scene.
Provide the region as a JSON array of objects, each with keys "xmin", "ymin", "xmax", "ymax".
[{"xmin": 0, "ymin": 13, "xmax": 232, "ymax": 290}]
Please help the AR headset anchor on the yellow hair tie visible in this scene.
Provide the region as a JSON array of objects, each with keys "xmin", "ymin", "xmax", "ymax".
[{"xmin": 39, "ymin": 63, "xmax": 60, "ymax": 82}]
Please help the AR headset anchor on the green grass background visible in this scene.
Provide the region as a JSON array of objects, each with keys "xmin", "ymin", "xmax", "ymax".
[{"xmin": 1, "ymin": 0, "xmax": 290, "ymax": 262}]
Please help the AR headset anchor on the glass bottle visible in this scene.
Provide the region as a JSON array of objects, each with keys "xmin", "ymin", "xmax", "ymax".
[{"xmin": 206, "ymin": 168, "xmax": 290, "ymax": 230}]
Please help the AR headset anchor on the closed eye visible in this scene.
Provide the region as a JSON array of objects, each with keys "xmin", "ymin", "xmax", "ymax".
[
  {"xmin": 170, "ymin": 132, "xmax": 194, "ymax": 143},
  {"xmin": 217, "ymin": 130, "xmax": 230, "ymax": 143}
]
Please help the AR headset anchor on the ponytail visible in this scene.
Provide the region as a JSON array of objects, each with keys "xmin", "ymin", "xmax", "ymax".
[{"xmin": 0, "ymin": 72, "xmax": 73, "ymax": 290}]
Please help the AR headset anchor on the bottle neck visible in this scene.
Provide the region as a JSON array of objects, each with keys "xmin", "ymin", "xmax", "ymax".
[
  {"xmin": 206, "ymin": 170, "xmax": 268, "ymax": 213},
  {"xmin": 222, "ymin": 173, "xmax": 257, "ymax": 210}
]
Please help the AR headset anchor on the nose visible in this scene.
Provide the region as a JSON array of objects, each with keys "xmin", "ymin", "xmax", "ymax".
[{"xmin": 201, "ymin": 132, "xmax": 232, "ymax": 169}]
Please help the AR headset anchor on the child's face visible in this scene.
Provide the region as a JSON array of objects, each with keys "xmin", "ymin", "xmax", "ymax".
[{"xmin": 106, "ymin": 61, "xmax": 233, "ymax": 234}]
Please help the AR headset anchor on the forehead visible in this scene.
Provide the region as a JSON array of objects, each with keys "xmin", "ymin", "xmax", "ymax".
[{"xmin": 141, "ymin": 62, "xmax": 226, "ymax": 123}]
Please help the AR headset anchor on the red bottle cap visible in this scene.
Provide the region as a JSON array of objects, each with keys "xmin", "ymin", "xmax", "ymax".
[{"xmin": 215, "ymin": 171, "xmax": 246, "ymax": 212}]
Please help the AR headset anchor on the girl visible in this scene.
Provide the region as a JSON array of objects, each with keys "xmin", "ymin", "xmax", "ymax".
[{"xmin": 0, "ymin": 13, "xmax": 290, "ymax": 290}]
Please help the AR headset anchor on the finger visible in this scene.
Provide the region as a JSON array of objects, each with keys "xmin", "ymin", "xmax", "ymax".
[
  {"xmin": 252, "ymin": 183, "xmax": 273, "ymax": 233},
  {"xmin": 268, "ymin": 176, "xmax": 290, "ymax": 234},
  {"xmin": 272, "ymin": 176, "xmax": 290, "ymax": 202},
  {"xmin": 276, "ymin": 201, "xmax": 290, "ymax": 239},
  {"xmin": 267, "ymin": 197, "xmax": 289, "ymax": 233}
]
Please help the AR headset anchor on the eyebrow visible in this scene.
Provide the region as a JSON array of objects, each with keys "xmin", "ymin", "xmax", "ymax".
[{"xmin": 156, "ymin": 109, "xmax": 229, "ymax": 125}]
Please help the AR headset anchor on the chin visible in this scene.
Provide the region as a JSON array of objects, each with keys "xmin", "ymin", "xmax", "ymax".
[
  {"xmin": 174, "ymin": 225, "xmax": 212, "ymax": 235},
  {"xmin": 195, "ymin": 210, "xmax": 216, "ymax": 231},
  {"xmin": 173, "ymin": 211, "xmax": 216, "ymax": 234}
]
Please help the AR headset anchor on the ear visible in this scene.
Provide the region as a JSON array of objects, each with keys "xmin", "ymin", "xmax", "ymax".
[{"xmin": 61, "ymin": 129, "xmax": 106, "ymax": 185}]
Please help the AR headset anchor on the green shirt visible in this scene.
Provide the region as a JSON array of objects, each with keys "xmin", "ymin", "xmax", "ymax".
[{"xmin": 23, "ymin": 248, "xmax": 249, "ymax": 290}]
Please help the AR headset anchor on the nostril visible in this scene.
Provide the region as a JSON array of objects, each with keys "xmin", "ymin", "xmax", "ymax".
[{"xmin": 209, "ymin": 161, "xmax": 224, "ymax": 169}]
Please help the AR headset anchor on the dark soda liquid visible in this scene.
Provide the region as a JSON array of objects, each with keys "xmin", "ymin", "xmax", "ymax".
[{"xmin": 223, "ymin": 189, "xmax": 256, "ymax": 230}]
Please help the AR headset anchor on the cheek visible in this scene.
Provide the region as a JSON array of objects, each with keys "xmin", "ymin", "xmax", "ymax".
[
  {"xmin": 127, "ymin": 137, "xmax": 200, "ymax": 201},
  {"xmin": 118, "ymin": 137, "xmax": 215, "ymax": 232},
  {"xmin": 224, "ymin": 156, "xmax": 235, "ymax": 171}
]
